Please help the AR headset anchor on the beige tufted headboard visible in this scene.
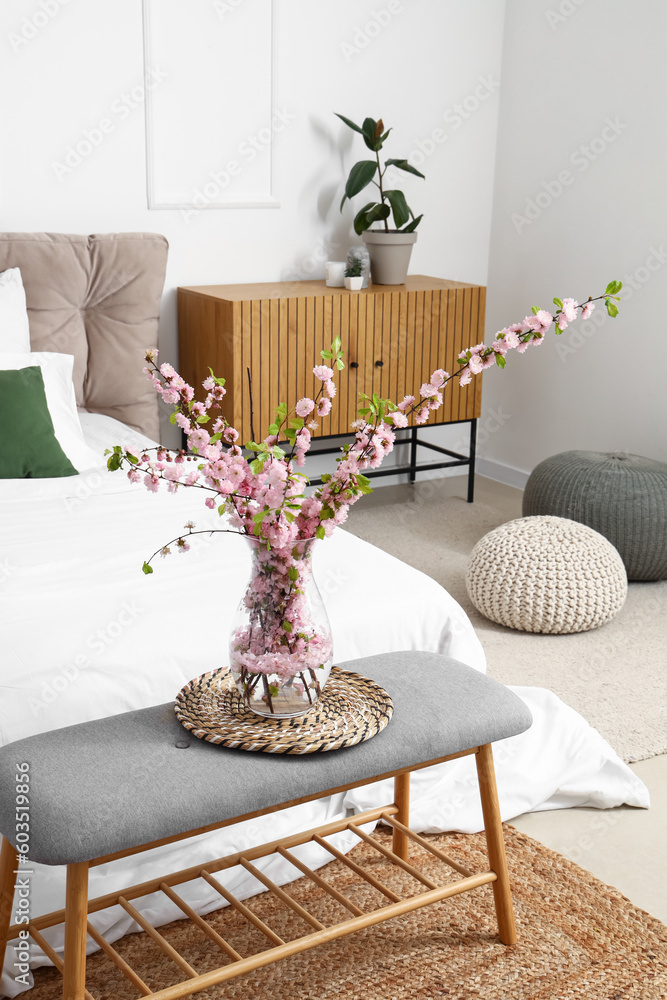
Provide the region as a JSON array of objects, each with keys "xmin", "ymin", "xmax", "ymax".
[{"xmin": 0, "ymin": 232, "xmax": 168, "ymax": 440}]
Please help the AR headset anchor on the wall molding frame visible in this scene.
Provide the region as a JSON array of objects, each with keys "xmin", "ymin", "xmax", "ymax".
[{"xmin": 142, "ymin": 0, "xmax": 279, "ymax": 211}]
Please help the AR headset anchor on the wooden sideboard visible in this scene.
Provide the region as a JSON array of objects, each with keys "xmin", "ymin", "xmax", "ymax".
[{"xmin": 177, "ymin": 275, "xmax": 486, "ymax": 499}]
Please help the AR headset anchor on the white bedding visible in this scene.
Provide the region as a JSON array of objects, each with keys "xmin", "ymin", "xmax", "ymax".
[{"xmin": 0, "ymin": 413, "xmax": 648, "ymax": 996}]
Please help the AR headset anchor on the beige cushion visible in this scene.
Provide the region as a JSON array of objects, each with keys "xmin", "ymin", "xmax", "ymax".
[{"xmin": 0, "ymin": 233, "xmax": 168, "ymax": 439}]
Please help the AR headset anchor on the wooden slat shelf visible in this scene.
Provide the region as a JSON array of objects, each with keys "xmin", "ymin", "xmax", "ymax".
[{"xmin": 9, "ymin": 799, "xmax": 494, "ymax": 1000}]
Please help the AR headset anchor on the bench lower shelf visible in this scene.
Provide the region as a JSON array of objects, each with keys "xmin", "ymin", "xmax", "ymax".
[{"xmin": 1, "ymin": 745, "xmax": 516, "ymax": 1000}]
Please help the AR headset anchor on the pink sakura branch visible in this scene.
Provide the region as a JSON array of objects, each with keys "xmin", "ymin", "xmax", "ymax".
[{"xmin": 106, "ymin": 282, "xmax": 621, "ymax": 571}]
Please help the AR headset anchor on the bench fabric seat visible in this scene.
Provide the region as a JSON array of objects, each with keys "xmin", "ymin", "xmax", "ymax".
[{"xmin": 0, "ymin": 652, "xmax": 532, "ymax": 866}]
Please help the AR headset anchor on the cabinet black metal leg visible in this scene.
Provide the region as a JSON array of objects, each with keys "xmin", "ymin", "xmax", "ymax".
[
  {"xmin": 409, "ymin": 427, "xmax": 418, "ymax": 484},
  {"xmin": 467, "ymin": 418, "xmax": 477, "ymax": 503}
]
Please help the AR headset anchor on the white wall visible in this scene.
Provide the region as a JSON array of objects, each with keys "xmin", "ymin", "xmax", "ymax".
[
  {"xmin": 480, "ymin": 0, "xmax": 667, "ymax": 484},
  {"xmin": 1, "ymin": 0, "xmax": 506, "ymax": 459}
]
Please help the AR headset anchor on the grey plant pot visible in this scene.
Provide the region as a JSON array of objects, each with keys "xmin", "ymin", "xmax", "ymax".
[{"xmin": 362, "ymin": 230, "xmax": 418, "ymax": 285}]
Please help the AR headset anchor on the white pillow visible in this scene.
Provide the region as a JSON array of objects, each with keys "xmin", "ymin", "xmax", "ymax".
[
  {"xmin": 0, "ymin": 268, "xmax": 30, "ymax": 353},
  {"xmin": 0, "ymin": 353, "xmax": 100, "ymax": 472}
]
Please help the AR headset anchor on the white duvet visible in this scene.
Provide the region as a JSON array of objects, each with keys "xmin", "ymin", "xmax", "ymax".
[{"xmin": 0, "ymin": 413, "xmax": 648, "ymax": 996}]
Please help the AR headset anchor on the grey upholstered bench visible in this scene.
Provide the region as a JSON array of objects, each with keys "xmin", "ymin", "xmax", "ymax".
[{"xmin": 0, "ymin": 652, "xmax": 532, "ymax": 999}]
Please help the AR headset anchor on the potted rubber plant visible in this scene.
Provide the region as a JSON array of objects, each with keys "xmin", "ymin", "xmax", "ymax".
[{"xmin": 336, "ymin": 112, "xmax": 424, "ymax": 285}]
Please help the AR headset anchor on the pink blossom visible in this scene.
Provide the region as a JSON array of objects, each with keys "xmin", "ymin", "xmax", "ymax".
[
  {"xmin": 468, "ymin": 353, "xmax": 485, "ymax": 374},
  {"xmin": 430, "ymin": 369, "xmax": 448, "ymax": 388},
  {"xmin": 144, "ymin": 473, "xmax": 160, "ymax": 493},
  {"xmin": 324, "ymin": 380, "xmax": 336, "ymax": 399},
  {"xmin": 414, "ymin": 406, "xmax": 430, "ymax": 425},
  {"xmin": 397, "ymin": 394, "xmax": 415, "ymax": 411},
  {"xmin": 516, "ymin": 340, "xmax": 530, "ymax": 353},
  {"xmin": 188, "ymin": 429, "xmax": 210, "ymax": 452},
  {"xmin": 162, "ymin": 387, "xmax": 180, "ymax": 405},
  {"xmin": 390, "ymin": 410, "xmax": 408, "ymax": 428},
  {"xmin": 481, "ymin": 353, "xmax": 496, "ymax": 370},
  {"xmin": 557, "ymin": 314, "xmax": 569, "ymax": 332},
  {"xmin": 503, "ymin": 328, "xmax": 520, "ymax": 349},
  {"xmin": 561, "ymin": 298, "xmax": 578, "ymax": 322},
  {"xmin": 127, "ymin": 469, "xmax": 141, "ymax": 484},
  {"xmin": 163, "ymin": 465, "xmax": 181, "ymax": 482},
  {"xmin": 202, "ymin": 375, "xmax": 216, "ymax": 391},
  {"xmin": 223, "ymin": 426, "xmax": 239, "ymax": 443},
  {"xmin": 204, "ymin": 497, "xmax": 216, "ymax": 509},
  {"xmin": 317, "ymin": 397, "xmax": 332, "ymax": 417},
  {"xmin": 428, "ymin": 392, "xmax": 443, "ymax": 410},
  {"xmin": 295, "ymin": 397, "xmax": 315, "ymax": 418},
  {"xmin": 492, "ymin": 339, "xmax": 508, "ymax": 355},
  {"xmin": 160, "ymin": 362, "xmax": 176, "ymax": 378},
  {"xmin": 313, "ymin": 365, "xmax": 334, "ymax": 381},
  {"xmin": 581, "ymin": 301, "xmax": 595, "ymax": 320},
  {"xmin": 420, "ymin": 382, "xmax": 439, "ymax": 398},
  {"xmin": 459, "ymin": 368, "xmax": 472, "ymax": 386}
]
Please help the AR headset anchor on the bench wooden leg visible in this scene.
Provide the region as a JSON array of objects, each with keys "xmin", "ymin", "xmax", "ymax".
[
  {"xmin": 62, "ymin": 862, "xmax": 88, "ymax": 1000},
  {"xmin": 476, "ymin": 743, "xmax": 517, "ymax": 945},
  {"xmin": 392, "ymin": 773, "xmax": 410, "ymax": 861},
  {"xmin": 0, "ymin": 837, "xmax": 19, "ymax": 964}
]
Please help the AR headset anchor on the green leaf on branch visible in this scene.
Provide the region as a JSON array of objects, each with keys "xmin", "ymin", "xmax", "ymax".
[
  {"xmin": 272, "ymin": 446, "xmax": 286, "ymax": 459},
  {"xmin": 289, "ymin": 418, "xmax": 304, "ymax": 430},
  {"xmin": 605, "ymin": 298, "xmax": 619, "ymax": 318},
  {"xmin": 361, "ymin": 117, "xmax": 379, "ymax": 151},
  {"xmin": 268, "ymin": 423, "xmax": 279, "ymax": 435},
  {"xmin": 496, "ymin": 354, "xmax": 506, "ymax": 368},
  {"xmin": 169, "ymin": 411, "xmax": 178, "ymax": 425},
  {"xmin": 196, "ymin": 414, "xmax": 210, "ymax": 424},
  {"xmin": 316, "ymin": 525, "xmax": 326, "ymax": 540},
  {"xmin": 384, "ymin": 158, "xmax": 425, "ymax": 179},
  {"xmin": 282, "ymin": 620, "xmax": 293, "ymax": 632},
  {"xmin": 401, "ymin": 214, "xmax": 423, "ymax": 233},
  {"xmin": 250, "ymin": 458, "xmax": 263, "ymax": 475},
  {"xmin": 531, "ymin": 306, "xmax": 540, "ymax": 316},
  {"xmin": 288, "ymin": 566, "xmax": 299, "ymax": 582},
  {"xmin": 106, "ymin": 454, "xmax": 121, "ymax": 471},
  {"xmin": 207, "ymin": 367, "xmax": 226, "ymax": 386},
  {"xmin": 605, "ymin": 280, "xmax": 623, "ymax": 295},
  {"xmin": 336, "ymin": 358, "xmax": 345, "ymax": 370},
  {"xmin": 353, "ymin": 201, "xmax": 391, "ymax": 235},
  {"xmin": 384, "ymin": 189, "xmax": 412, "ymax": 229},
  {"xmin": 340, "ymin": 160, "xmax": 377, "ymax": 209},
  {"xmin": 142, "ymin": 562, "xmax": 153, "ymax": 575},
  {"xmin": 553, "ymin": 297, "xmax": 563, "ymax": 309},
  {"xmin": 335, "ymin": 112, "xmax": 363, "ymax": 134}
]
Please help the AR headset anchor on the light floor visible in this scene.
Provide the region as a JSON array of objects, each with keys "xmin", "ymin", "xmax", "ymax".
[{"xmin": 345, "ymin": 474, "xmax": 667, "ymax": 925}]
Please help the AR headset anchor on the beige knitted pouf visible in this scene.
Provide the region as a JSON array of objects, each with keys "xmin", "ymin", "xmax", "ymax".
[{"xmin": 466, "ymin": 515, "xmax": 627, "ymax": 634}]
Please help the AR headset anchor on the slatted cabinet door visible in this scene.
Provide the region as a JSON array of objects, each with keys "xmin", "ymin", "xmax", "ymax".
[{"xmin": 177, "ymin": 277, "xmax": 485, "ymax": 445}]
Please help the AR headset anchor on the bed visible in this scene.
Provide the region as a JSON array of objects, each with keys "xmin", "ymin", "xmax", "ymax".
[{"xmin": 0, "ymin": 233, "xmax": 648, "ymax": 997}]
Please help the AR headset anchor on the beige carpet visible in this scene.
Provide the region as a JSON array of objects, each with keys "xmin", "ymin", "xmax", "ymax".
[
  {"xmin": 344, "ymin": 475, "xmax": 667, "ymax": 764},
  {"xmin": 20, "ymin": 828, "xmax": 667, "ymax": 999}
]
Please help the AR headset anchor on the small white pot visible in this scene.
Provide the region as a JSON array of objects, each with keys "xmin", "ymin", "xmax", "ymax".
[{"xmin": 344, "ymin": 275, "xmax": 363, "ymax": 291}]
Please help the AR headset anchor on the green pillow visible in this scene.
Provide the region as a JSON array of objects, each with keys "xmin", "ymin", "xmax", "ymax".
[{"xmin": 0, "ymin": 366, "xmax": 78, "ymax": 478}]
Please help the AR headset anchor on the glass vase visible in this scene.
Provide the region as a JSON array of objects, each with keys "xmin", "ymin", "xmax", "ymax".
[{"xmin": 229, "ymin": 535, "xmax": 333, "ymax": 718}]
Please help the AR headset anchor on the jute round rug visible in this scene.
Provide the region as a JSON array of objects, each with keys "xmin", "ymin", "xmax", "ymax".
[{"xmin": 22, "ymin": 827, "xmax": 667, "ymax": 999}]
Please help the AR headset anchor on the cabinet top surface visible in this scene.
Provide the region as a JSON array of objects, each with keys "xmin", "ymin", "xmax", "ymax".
[{"xmin": 179, "ymin": 275, "xmax": 484, "ymax": 302}]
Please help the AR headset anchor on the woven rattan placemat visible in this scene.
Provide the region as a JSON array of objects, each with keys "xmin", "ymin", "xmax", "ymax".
[{"xmin": 174, "ymin": 667, "xmax": 394, "ymax": 754}]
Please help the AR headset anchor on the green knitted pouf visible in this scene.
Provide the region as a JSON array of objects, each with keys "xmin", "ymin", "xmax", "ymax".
[{"xmin": 522, "ymin": 451, "xmax": 667, "ymax": 581}]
